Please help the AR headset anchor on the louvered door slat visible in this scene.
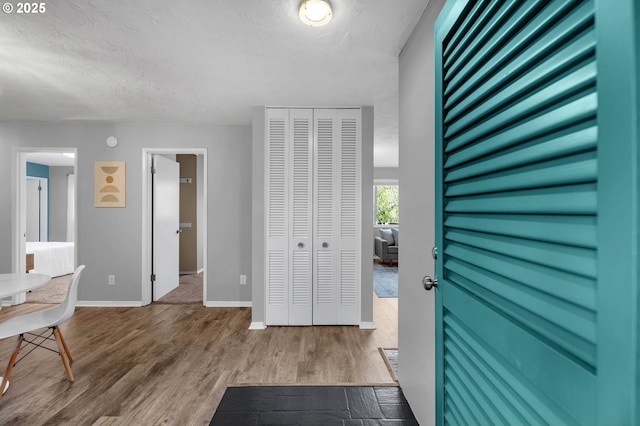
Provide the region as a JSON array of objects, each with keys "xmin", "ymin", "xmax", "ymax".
[
  {"xmin": 436, "ymin": 0, "xmax": 599, "ymax": 424},
  {"xmin": 445, "ymin": 213, "xmax": 596, "ymax": 248},
  {"xmin": 446, "ymin": 152, "xmax": 596, "ymax": 197},
  {"xmin": 445, "ymin": 124, "xmax": 597, "ymax": 182},
  {"xmin": 446, "ymin": 184, "xmax": 596, "ymax": 214}
]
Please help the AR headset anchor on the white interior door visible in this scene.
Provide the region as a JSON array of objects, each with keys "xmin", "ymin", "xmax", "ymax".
[
  {"xmin": 289, "ymin": 109, "xmax": 313, "ymax": 325},
  {"xmin": 153, "ymin": 155, "xmax": 180, "ymax": 301},
  {"xmin": 265, "ymin": 108, "xmax": 290, "ymax": 325},
  {"xmin": 313, "ymin": 110, "xmax": 338, "ymax": 324},
  {"xmin": 312, "ymin": 109, "xmax": 361, "ymax": 325}
]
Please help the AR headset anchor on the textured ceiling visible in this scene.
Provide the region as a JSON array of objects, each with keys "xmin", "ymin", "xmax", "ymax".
[{"xmin": 0, "ymin": 0, "xmax": 429, "ymax": 167}]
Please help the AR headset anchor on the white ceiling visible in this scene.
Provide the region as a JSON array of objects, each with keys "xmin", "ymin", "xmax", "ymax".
[{"xmin": 0, "ymin": 0, "xmax": 430, "ymax": 167}]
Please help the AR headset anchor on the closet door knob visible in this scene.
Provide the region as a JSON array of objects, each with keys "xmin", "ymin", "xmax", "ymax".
[
  {"xmin": 322, "ymin": 242, "xmax": 328, "ymax": 248},
  {"xmin": 298, "ymin": 242, "xmax": 304, "ymax": 248}
]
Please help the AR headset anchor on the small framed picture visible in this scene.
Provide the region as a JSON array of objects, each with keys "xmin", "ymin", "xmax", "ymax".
[{"xmin": 94, "ymin": 161, "xmax": 126, "ymax": 207}]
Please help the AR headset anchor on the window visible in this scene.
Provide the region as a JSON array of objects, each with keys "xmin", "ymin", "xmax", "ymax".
[{"xmin": 375, "ymin": 185, "xmax": 399, "ymax": 224}]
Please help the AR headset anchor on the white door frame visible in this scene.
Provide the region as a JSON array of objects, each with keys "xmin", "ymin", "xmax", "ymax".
[
  {"xmin": 141, "ymin": 148, "xmax": 208, "ymax": 306},
  {"xmin": 11, "ymin": 147, "xmax": 78, "ymax": 305}
]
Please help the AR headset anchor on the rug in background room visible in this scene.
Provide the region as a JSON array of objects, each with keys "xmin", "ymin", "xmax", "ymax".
[
  {"xmin": 382, "ymin": 348, "xmax": 399, "ymax": 381},
  {"xmin": 210, "ymin": 385, "xmax": 418, "ymax": 425},
  {"xmin": 156, "ymin": 273, "xmax": 203, "ymax": 303},
  {"xmin": 373, "ymin": 262, "xmax": 398, "ymax": 298},
  {"xmin": 26, "ymin": 274, "xmax": 70, "ymax": 304}
]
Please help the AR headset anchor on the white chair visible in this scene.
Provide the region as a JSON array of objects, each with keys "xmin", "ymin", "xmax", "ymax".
[{"xmin": 0, "ymin": 265, "xmax": 85, "ymax": 398}]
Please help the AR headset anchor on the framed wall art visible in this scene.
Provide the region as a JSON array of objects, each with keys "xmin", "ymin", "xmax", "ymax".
[{"xmin": 94, "ymin": 161, "xmax": 126, "ymax": 207}]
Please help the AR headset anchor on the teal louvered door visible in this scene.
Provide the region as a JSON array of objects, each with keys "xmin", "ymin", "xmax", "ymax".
[{"xmin": 435, "ymin": 0, "xmax": 639, "ymax": 424}]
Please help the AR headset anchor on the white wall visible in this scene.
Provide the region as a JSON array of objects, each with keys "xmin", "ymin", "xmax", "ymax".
[
  {"xmin": 398, "ymin": 0, "xmax": 445, "ymax": 424},
  {"xmin": 49, "ymin": 165, "xmax": 75, "ymax": 242},
  {"xmin": 374, "ymin": 167, "xmax": 399, "ymax": 184},
  {"xmin": 0, "ymin": 122, "xmax": 252, "ymax": 305}
]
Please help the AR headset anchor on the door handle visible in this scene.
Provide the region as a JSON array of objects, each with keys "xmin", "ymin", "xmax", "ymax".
[
  {"xmin": 422, "ymin": 275, "xmax": 438, "ymax": 291},
  {"xmin": 176, "ymin": 229, "xmax": 183, "ymax": 234}
]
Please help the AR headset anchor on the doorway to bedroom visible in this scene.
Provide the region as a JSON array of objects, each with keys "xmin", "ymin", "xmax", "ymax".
[
  {"xmin": 12, "ymin": 148, "xmax": 77, "ymax": 305},
  {"xmin": 141, "ymin": 149, "xmax": 208, "ymax": 306}
]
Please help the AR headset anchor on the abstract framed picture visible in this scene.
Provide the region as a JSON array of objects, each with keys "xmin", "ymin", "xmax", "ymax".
[{"xmin": 94, "ymin": 161, "xmax": 126, "ymax": 207}]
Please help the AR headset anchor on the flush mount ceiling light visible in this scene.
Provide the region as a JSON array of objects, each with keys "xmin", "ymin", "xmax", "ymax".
[{"xmin": 299, "ymin": 0, "xmax": 332, "ymax": 27}]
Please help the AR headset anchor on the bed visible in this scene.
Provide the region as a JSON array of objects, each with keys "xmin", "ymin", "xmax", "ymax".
[{"xmin": 26, "ymin": 242, "xmax": 74, "ymax": 278}]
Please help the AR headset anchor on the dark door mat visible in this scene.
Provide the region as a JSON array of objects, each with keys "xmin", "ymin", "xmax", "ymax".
[{"xmin": 210, "ymin": 385, "xmax": 419, "ymax": 425}]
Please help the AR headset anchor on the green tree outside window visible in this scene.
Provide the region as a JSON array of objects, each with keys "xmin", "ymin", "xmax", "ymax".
[{"xmin": 375, "ymin": 185, "xmax": 399, "ymax": 224}]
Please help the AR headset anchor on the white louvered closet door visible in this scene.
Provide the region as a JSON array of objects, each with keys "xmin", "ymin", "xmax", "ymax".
[
  {"xmin": 313, "ymin": 109, "xmax": 361, "ymax": 325},
  {"xmin": 266, "ymin": 107, "xmax": 360, "ymax": 326},
  {"xmin": 288, "ymin": 109, "xmax": 313, "ymax": 325},
  {"xmin": 265, "ymin": 108, "xmax": 290, "ymax": 325}
]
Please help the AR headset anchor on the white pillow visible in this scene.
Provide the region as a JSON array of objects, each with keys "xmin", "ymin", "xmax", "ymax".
[
  {"xmin": 379, "ymin": 228, "xmax": 395, "ymax": 245},
  {"xmin": 391, "ymin": 228, "xmax": 399, "ymax": 246}
]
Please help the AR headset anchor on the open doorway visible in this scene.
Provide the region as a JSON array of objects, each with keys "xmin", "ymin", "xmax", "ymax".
[
  {"xmin": 373, "ymin": 182, "xmax": 399, "ymax": 379},
  {"xmin": 141, "ymin": 149, "xmax": 207, "ymax": 306},
  {"xmin": 11, "ymin": 148, "xmax": 77, "ymax": 305}
]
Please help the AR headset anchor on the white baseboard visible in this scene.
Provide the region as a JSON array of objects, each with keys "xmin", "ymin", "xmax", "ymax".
[
  {"xmin": 359, "ymin": 321, "xmax": 376, "ymax": 330},
  {"xmin": 205, "ymin": 301, "xmax": 252, "ymax": 308},
  {"xmin": 76, "ymin": 301, "xmax": 143, "ymax": 307},
  {"xmin": 249, "ymin": 321, "xmax": 267, "ymax": 330}
]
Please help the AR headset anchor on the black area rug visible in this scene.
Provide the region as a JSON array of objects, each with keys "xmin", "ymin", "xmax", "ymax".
[{"xmin": 210, "ymin": 385, "xmax": 418, "ymax": 425}]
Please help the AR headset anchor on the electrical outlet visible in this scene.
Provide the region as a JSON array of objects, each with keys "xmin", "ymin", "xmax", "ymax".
[
  {"xmin": 108, "ymin": 275, "xmax": 115, "ymax": 285},
  {"xmin": 240, "ymin": 274, "xmax": 247, "ymax": 285}
]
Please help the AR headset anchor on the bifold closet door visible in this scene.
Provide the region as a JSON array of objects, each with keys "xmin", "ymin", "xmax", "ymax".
[
  {"xmin": 265, "ymin": 108, "xmax": 313, "ymax": 325},
  {"xmin": 313, "ymin": 108, "xmax": 361, "ymax": 325},
  {"xmin": 289, "ymin": 109, "xmax": 313, "ymax": 325}
]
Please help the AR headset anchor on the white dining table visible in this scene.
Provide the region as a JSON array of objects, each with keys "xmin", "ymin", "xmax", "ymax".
[
  {"xmin": 0, "ymin": 273, "xmax": 51, "ymax": 300},
  {"xmin": 0, "ymin": 272, "xmax": 51, "ymax": 395}
]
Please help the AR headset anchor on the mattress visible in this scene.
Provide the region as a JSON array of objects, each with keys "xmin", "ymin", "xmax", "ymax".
[{"xmin": 26, "ymin": 242, "xmax": 74, "ymax": 278}]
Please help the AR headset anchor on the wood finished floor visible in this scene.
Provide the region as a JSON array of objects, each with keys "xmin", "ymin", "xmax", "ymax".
[{"xmin": 0, "ymin": 294, "xmax": 397, "ymax": 425}]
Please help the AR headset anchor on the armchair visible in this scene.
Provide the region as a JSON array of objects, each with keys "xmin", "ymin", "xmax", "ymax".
[{"xmin": 375, "ymin": 228, "xmax": 398, "ymax": 265}]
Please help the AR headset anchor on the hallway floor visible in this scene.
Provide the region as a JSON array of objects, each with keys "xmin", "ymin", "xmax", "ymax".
[{"xmin": 0, "ymin": 294, "xmax": 398, "ymax": 425}]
